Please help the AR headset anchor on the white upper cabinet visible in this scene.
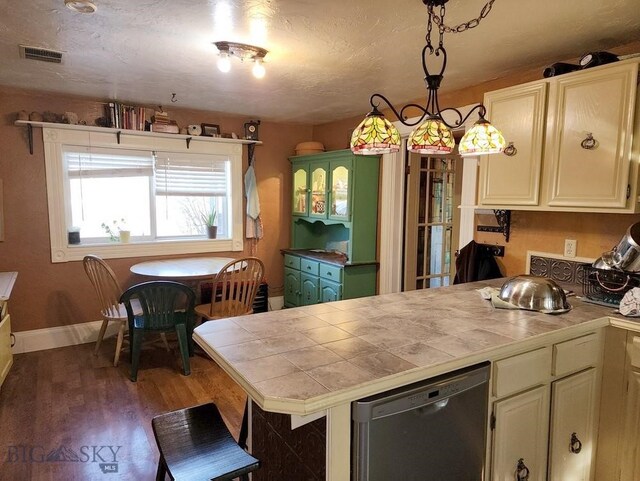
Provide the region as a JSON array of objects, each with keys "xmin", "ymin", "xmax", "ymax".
[
  {"xmin": 544, "ymin": 62, "xmax": 638, "ymax": 209},
  {"xmin": 478, "ymin": 60, "xmax": 640, "ymax": 213},
  {"xmin": 479, "ymin": 82, "xmax": 547, "ymax": 206}
]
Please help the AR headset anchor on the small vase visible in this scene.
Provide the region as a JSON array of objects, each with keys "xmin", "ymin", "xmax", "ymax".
[
  {"xmin": 119, "ymin": 230, "xmax": 131, "ymax": 243},
  {"xmin": 206, "ymin": 225, "xmax": 218, "ymax": 239}
]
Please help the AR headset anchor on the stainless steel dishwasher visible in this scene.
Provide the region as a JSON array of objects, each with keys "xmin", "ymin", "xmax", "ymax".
[{"xmin": 352, "ymin": 362, "xmax": 490, "ymax": 481}]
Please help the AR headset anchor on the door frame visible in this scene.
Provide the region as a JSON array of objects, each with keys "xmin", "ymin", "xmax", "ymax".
[{"xmin": 378, "ymin": 105, "xmax": 480, "ymax": 294}]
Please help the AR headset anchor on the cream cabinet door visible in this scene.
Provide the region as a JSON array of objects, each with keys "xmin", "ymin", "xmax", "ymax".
[
  {"xmin": 478, "ymin": 82, "xmax": 547, "ymax": 206},
  {"xmin": 491, "ymin": 385, "xmax": 550, "ymax": 481},
  {"xmin": 620, "ymin": 369, "xmax": 640, "ymax": 480},
  {"xmin": 549, "ymin": 368, "xmax": 598, "ymax": 481},
  {"xmin": 545, "ymin": 62, "xmax": 638, "ymax": 208},
  {"xmin": 0, "ymin": 313, "xmax": 12, "ymax": 389}
]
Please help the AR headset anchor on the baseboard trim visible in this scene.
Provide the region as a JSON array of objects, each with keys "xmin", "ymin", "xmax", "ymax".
[
  {"xmin": 13, "ymin": 296, "xmax": 286, "ymax": 354},
  {"xmin": 269, "ymin": 296, "xmax": 284, "ymax": 311},
  {"xmin": 12, "ymin": 320, "xmax": 120, "ymax": 354}
]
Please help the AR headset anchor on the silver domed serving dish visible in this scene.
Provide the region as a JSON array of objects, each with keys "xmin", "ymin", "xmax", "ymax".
[{"xmin": 498, "ymin": 275, "xmax": 571, "ymax": 313}]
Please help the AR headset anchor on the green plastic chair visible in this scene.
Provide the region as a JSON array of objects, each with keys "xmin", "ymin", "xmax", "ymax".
[{"xmin": 120, "ymin": 281, "xmax": 196, "ymax": 382}]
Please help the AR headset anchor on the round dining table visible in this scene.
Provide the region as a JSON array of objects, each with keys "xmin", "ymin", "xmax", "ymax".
[{"xmin": 130, "ymin": 257, "xmax": 237, "ymax": 280}]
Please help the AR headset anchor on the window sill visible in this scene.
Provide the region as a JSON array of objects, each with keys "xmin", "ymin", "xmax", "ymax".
[{"xmin": 54, "ymin": 237, "xmax": 243, "ymax": 263}]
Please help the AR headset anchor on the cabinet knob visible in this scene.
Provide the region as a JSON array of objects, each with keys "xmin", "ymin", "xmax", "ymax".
[
  {"xmin": 503, "ymin": 142, "xmax": 517, "ymax": 157},
  {"xmin": 516, "ymin": 458, "xmax": 530, "ymax": 481},
  {"xmin": 580, "ymin": 132, "xmax": 598, "ymax": 150},
  {"xmin": 327, "ymin": 271, "xmax": 332, "ymax": 276},
  {"xmin": 569, "ymin": 432, "xmax": 582, "ymax": 454}
]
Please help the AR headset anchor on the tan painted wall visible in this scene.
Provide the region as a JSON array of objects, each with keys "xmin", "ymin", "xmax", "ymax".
[
  {"xmin": 312, "ymin": 41, "xmax": 640, "ymax": 278},
  {"xmin": 0, "ymin": 86, "xmax": 312, "ymax": 331},
  {"xmin": 476, "ymin": 212, "xmax": 640, "ymax": 275}
]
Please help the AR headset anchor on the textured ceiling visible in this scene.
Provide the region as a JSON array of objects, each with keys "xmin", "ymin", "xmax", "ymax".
[{"xmin": 0, "ymin": 0, "xmax": 639, "ymax": 124}]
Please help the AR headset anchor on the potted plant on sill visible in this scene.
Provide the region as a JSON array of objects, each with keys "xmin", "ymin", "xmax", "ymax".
[
  {"xmin": 202, "ymin": 208, "xmax": 217, "ymax": 239},
  {"xmin": 101, "ymin": 218, "xmax": 131, "ymax": 243}
]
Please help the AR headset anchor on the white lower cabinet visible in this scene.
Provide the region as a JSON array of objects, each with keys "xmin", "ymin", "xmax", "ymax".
[
  {"xmin": 490, "ymin": 332, "xmax": 602, "ymax": 481},
  {"xmin": 548, "ymin": 368, "xmax": 598, "ymax": 481},
  {"xmin": 492, "ymin": 385, "xmax": 550, "ymax": 481},
  {"xmin": 620, "ymin": 348, "xmax": 640, "ymax": 479}
]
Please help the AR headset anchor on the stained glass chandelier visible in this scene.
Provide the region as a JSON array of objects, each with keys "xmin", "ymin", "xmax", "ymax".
[{"xmin": 350, "ymin": 0, "xmax": 505, "ymax": 157}]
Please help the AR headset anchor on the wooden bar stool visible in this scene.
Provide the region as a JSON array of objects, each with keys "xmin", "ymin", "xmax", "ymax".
[{"xmin": 152, "ymin": 403, "xmax": 260, "ymax": 481}]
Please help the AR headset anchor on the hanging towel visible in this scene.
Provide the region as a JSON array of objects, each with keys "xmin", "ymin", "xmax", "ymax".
[{"xmin": 244, "ymin": 163, "xmax": 263, "ymax": 240}]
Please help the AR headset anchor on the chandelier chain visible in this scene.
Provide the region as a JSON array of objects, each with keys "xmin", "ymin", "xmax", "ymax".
[{"xmin": 432, "ymin": 0, "xmax": 496, "ymax": 34}]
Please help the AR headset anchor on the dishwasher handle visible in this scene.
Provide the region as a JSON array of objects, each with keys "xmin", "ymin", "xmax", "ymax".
[{"xmin": 353, "ymin": 363, "xmax": 490, "ymax": 422}]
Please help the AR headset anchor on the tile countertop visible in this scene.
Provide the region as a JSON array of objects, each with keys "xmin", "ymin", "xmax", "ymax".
[{"xmin": 193, "ymin": 279, "xmax": 635, "ymax": 416}]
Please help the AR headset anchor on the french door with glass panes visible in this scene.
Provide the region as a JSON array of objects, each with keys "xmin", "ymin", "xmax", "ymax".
[{"xmin": 404, "ymin": 154, "xmax": 461, "ymax": 290}]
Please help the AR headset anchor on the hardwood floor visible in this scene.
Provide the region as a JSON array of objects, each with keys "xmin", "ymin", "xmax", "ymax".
[{"xmin": 0, "ymin": 338, "xmax": 246, "ymax": 481}]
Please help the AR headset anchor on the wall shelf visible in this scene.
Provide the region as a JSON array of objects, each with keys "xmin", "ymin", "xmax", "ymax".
[{"xmin": 14, "ymin": 120, "xmax": 262, "ymax": 155}]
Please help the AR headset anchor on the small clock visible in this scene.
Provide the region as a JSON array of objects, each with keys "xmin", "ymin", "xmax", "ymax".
[{"xmin": 244, "ymin": 120, "xmax": 260, "ymax": 141}]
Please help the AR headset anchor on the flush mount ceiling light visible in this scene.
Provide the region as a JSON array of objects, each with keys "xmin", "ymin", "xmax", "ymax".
[
  {"xmin": 350, "ymin": 0, "xmax": 505, "ymax": 157},
  {"xmin": 64, "ymin": 0, "xmax": 97, "ymax": 14},
  {"xmin": 214, "ymin": 41, "xmax": 268, "ymax": 79}
]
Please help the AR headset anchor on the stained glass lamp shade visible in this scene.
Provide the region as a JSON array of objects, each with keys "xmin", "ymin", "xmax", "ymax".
[
  {"xmin": 350, "ymin": 107, "xmax": 401, "ymax": 155},
  {"xmin": 407, "ymin": 117, "xmax": 455, "ymax": 154},
  {"xmin": 458, "ymin": 119, "xmax": 506, "ymax": 157}
]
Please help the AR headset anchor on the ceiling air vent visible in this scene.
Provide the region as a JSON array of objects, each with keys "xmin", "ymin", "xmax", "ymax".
[{"xmin": 19, "ymin": 45, "xmax": 63, "ymax": 64}]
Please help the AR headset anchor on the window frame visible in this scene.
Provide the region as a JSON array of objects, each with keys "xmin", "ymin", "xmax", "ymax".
[{"xmin": 43, "ymin": 126, "xmax": 245, "ymax": 263}]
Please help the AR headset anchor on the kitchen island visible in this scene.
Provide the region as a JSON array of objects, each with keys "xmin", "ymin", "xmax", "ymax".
[{"xmin": 193, "ymin": 279, "xmax": 633, "ymax": 480}]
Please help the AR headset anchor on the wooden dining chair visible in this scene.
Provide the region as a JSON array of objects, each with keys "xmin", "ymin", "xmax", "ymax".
[
  {"xmin": 120, "ymin": 281, "xmax": 196, "ymax": 382},
  {"xmin": 195, "ymin": 257, "xmax": 265, "ymax": 321},
  {"xmin": 83, "ymin": 255, "xmax": 139, "ymax": 366}
]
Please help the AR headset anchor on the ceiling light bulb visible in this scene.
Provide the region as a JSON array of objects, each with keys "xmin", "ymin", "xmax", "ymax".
[
  {"xmin": 252, "ymin": 59, "xmax": 266, "ymax": 79},
  {"xmin": 217, "ymin": 53, "xmax": 231, "ymax": 73}
]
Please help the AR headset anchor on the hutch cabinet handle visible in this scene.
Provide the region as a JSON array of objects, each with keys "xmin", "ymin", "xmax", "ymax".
[
  {"xmin": 569, "ymin": 432, "xmax": 582, "ymax": 454},
  {"xmin": 503, "ymin": 142, "xmax": 517, "ymax": 156},
  {"xmin": 580, "ymin": 132, "xmax": 597, "ymax": 150},
  {"xmin": 516, "ymin": 458, "xmax": 530, "ymax": 481}
]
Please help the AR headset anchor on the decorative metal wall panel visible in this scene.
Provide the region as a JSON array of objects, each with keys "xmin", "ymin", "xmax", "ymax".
[
  {"xmin": 252, "ymin": 402, "xmax": 326, "ymax": 481},
  {"xmin": 529, "ymin": 255, "xmax": 588, "ymax": 287}
]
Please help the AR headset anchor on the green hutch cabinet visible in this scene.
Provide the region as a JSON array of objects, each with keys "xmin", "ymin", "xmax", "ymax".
[{"xmin": 284, "ymin": 149, "xmax": 380, "ymax": 307}]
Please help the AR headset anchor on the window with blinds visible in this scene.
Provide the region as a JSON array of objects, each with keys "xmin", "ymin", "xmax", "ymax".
[{"xmin": 64, "ymin": 146, "xmax": 231, "ymax": 242}]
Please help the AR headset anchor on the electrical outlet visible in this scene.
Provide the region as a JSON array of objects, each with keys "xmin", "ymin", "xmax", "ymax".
[{"xmin": 564, "ymin": 239, "xmax": 577, "ymax": 258}]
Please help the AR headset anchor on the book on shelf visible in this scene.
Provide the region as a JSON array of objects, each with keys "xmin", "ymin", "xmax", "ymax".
[
  {"xmin": 150, "ymin": 121, "xmax": 179, "ymax": 134},
  {"xmin": 104, "ymin": 102, "xmax": 147, "ymax": 131}
]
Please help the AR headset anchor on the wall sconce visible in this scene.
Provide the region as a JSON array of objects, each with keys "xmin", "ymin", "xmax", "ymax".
[{"xmin": 213, "ymin": 41, "xmax": 268, "ymax": 79}]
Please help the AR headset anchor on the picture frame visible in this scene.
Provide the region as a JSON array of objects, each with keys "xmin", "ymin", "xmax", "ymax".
[{"xmin": 201, "ymin": 123, "xmax": 221, "ymax": 137}]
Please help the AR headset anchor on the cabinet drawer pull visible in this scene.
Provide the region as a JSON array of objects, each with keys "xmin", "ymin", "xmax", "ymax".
[
  {"xmin": 580, "ymin": 132, "xmax": 598, "ymax": 150},
  {"xmin": 327, "ymin": 271, "xmax": 332, "ymax": 276},
  {"xmin": 503, "ymin": 142, "xmax": 517, "ymax": 156},
  {"xmin": 516, "ymin": 458, "xmax": 530, "ymax": 481},
  {"xmin": 307, "ymin": 265, "xmax": 311, "ymax": 270},
  {"xmin": 569, "ymin": 432, "xmax": 582, "ymax": 454}
]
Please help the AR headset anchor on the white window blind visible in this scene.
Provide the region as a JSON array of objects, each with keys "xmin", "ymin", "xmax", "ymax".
[
  {"xmin": 65, "ymin": 146, "xmax": 153, "ymax": 178},
  {"xmin": 154, "ymin": 151, "xmax": 229, "ymax": 197}
]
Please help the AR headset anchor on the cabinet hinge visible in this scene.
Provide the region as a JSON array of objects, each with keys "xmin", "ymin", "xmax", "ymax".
[
  {"xmin": 627, "ymin": 184, "xmax": 631, "ymax": 200},
  {"xmin": 490, "ymin": 412, "xmax": 496, "ymax": 430}
]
